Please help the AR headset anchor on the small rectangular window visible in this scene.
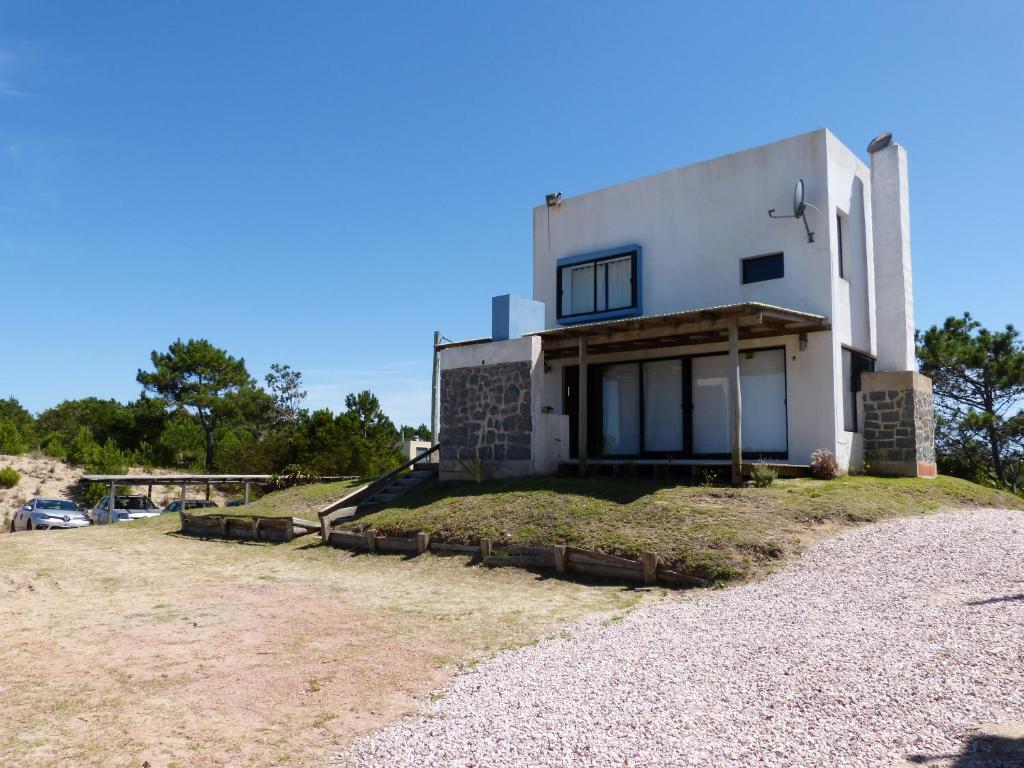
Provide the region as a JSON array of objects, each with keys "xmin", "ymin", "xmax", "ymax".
[
  {"xmin": 557, "ymin": 248, "xmax": 638, "ymax": 320},
  {"xmin": 741, "ymin": 253, "xmax": 784, "ymax": 284},
  {"xmin": 836, "ymin": 211, "xmax": 847, "ymax": 280},
  {"xmin": 842, "ymin": 348, "xmax": 875, "ymax": 432}
]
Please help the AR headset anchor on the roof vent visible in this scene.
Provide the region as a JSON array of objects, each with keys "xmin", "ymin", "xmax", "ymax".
[{"xmin": 867, "ymin": 132, "xmax": 893, "ymax": 153}]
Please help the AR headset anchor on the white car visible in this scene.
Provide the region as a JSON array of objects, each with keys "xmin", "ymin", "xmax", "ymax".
[
  {"xmin": 10, "ymin": 498, "xmax": 92, "ymax": 531},
  {"xmin": 91, "ymin": 495, "xmax": 161, "ymax": 524}
]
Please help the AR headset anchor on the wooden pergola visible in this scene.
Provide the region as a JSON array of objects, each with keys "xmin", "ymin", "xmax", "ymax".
[{"xmin": 530, "ymin": 302, "xmax": 830, "ymax": 484}]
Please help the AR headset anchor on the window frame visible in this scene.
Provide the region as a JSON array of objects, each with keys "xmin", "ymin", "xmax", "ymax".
[
  {"xmin": 556, "ymin": 245, "xmax": 642, "ymax": 324},
  {"xmin": 741, "ymin": 252, "xmax": 785, "ymax": 284}
]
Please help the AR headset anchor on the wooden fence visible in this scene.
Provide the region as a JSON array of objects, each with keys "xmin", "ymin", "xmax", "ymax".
[
  {"xmin": 179, "ymin": 512, "xmax": 319, "ymax": 543},
  {"xmin": 326, "ymin": 529, "xmax": 709, "ymax": 588}
]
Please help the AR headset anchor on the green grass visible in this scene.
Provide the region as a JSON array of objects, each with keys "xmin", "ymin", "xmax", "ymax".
[
  {"xmin": 337, "ymin": 474, "xmax": 1023, "ymax": 583},
  {"xmin": 191, "ymin": 479, "xmax": 364, "ymax": 520}
]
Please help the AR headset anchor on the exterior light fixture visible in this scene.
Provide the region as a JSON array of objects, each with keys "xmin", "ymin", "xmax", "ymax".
[
  {"xmin": 545, "ymin": 192, "xmax": 562, "ymax": 208},
  {"xmin": 799, "ymin": 332, "xmax": 808, "ymax": 351}
]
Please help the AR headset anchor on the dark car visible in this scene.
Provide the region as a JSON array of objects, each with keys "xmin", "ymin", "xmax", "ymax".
[{"xmin": 163, "ymin": 499, "xmax": 219, "ymax": 513}]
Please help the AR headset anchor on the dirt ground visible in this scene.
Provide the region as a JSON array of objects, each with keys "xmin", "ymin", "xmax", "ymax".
[{"xmin": 0, "ymin": 513, "xmax": 643, "ymax": 768}]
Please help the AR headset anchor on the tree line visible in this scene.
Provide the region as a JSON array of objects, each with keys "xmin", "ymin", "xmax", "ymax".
[{"xmin": 0, "ymin": 338, "xmax": 430, "ymax": 481}]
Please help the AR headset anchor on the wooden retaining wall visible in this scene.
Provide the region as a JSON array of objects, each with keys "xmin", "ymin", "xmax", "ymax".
[
  {"xmin": 326, "ymin": 530, "xmax": 709, "ymax": 588},
  {"xmin": 180, "ymin": 512, "xmax": 318, "ymax": 543}
]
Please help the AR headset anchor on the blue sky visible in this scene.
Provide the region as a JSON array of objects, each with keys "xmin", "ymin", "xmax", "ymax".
[{"xmin": 1, "ymin": 1, "xmax": 1021, "ymax": 426}]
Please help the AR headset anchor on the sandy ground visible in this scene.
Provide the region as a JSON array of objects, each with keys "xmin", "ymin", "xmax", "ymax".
[
  {"xmin": 0, "ymin": 454, "xmax": 232, "ymax": 528},
  {"xmin": 0, "ymin": 513, "xmax": 642, "ymax": 768}
]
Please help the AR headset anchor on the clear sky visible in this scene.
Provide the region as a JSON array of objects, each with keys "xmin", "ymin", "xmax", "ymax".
[{"xmin": 1, "ymin": 1, "xmax": 1022, "ymax": 426}]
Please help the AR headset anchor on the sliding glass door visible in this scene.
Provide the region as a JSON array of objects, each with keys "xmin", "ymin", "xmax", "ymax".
[
  {"xmin": 565, "ymin": 347, "xmax": 787, "ymax": 459},
  {"xmin": 691, "ymin": 349, "xmax": 788, "ymax": 456}
]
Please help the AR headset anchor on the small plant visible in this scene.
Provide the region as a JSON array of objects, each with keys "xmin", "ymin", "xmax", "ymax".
[
  {"xmin": 700, "ymin": 468, "xmax": 719, "ymax": 487},
  {"xmin": 1003, "ymin": 461, "xmax": 1024, "ymax": 494},
  {"xmin": 751, "ymin": 460, "xmax": 778, "ymax": 488},
  {"xmin": 457, "ymin": 452, "xmax": 491, "ymax": 484},
  {"xmin": 810, "ymin": 448, "xmax": 840, "ymax": 480},
  {"xmin": 0, "ymin": 419, "xmax": 27, "ymax": 456},
  {"xmin": 0, "ymin": 466, "xmax": 21, "ymax": 489}
]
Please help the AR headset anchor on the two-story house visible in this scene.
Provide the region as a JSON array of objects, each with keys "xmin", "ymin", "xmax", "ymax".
[{"xmin": 436, "ymin": 129, "xmax": 936, "ymax": 482}]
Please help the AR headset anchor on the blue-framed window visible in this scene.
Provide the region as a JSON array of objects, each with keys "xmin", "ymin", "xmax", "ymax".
[{"xmin": 556, "ymin": 245, "xmax": 642, "ymax": 324}]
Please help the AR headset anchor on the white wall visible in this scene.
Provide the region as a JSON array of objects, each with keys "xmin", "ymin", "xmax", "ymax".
[{"xmin": 533, "ymin": 129, "xmax": 835, "ymax": 327}]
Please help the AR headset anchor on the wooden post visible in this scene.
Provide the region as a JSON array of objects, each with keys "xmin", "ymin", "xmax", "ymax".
[
  {"xmin": 205, "ymin": 480, "xmax": 211, "ymax": 501},
  {"xmin": 107, "ymin": 481, "xmax": 115, "ymax": 524},
  {"xmin": 219, "ymin": 515, "xmax": 228, "ymax": 538},
  {"xmin": 251, "ymin": 517, "xmax": 260, "ymax": 541},
  {"xmin": 554, "ymin": 544, "xmax": 568, "ymax": 575},
  {"xmin": 727, "ymin": 317, "xmax": 743, "ymax": 485},
  {"xmin": 480, "ymin": 538, "xmax": 492, "ymax": 558},
  {"xmin": 179, "ymin": 510, "xmax": 186, "ymax": 533},
  {"xmin": 147, "ymin": 482, "xmax": 153, "ymax": 502},
  {"xmin": 578, "ymin": 336, "xmax": 588, "ymax": 477},
  {"xmin": 180, "ymin": 483, "xmax": 187, "ymax": 516},
  {"xmin": 640, "ymin": 551, "xmax": 658, "ymax": 586},
  {"xmin": 243, "ymin": 481, "xmax": 251, "ymax": 505},
  {"xmin": 365, "ymin": 531, "xmax": 376, "ymax": 551},
  {"xmin": 416, "ymin": 531, "xmax": 430, "ymax": 554}
]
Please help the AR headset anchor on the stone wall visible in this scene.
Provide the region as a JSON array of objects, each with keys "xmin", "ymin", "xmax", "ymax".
[
  {"xmin": 861, "ymin": 371, "xmax": 936, "ymax": 478},
  {"xmin": 439, "ymin": 361, "xmax": 533, "ymax": 479}
]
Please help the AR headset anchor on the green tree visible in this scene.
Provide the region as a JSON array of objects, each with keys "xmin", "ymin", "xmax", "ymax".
[
  {"xmin": 400, "ymin": 423, "xmax": 432, "ymax": 441},
  {"xmin": 0, "ymin": 397, "xmax": 36, "ymax": 448},
  {"xmin": 337, "ymin": 390, "xmax": 401, "ymax": 476},
  {"xmin": 265, "ymin": 363, "xmax": 307, "ymax": 424},
  {"xmin": 0, "ymin": 418, "xmax": 27, "ymax": 455},
  {"xmin": 36, "ymin": 398, "xmax": 134, "ymax": 451},
  {"xmin": 137, "ymin": 339, "xmax": 255, "ymax": 471},
  {"xmin": 918, "ymin": 313, "xmax": 1024, "ymax": 485}
]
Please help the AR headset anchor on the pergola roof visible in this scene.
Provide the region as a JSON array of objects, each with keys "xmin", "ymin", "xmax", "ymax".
[
  {"xmin": 80, "ymin": 474, "xmax": 356, "ymax": 485},
  {"xmin": 531, "ymin": 301, "xmax": 829, "ymax": 360}
]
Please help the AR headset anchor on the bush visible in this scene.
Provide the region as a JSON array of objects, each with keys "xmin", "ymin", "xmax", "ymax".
[
  {"xmin": 0, "ymin": 466, "xmax": 21, "ymax": 489},
  {"xmin": 43, "ymin": 435, "xmax": 67, "ymax": 460},
  {"xmin": 810, "ymin": 448, "xmax": 840, "ymax": 480},
  {"xmin": 751, "ymin": 460, "xmax": 778, "ymax": 488},
  {"xmin": 0, "ymin": 418, "xmax": 27, "ymax": 455}
]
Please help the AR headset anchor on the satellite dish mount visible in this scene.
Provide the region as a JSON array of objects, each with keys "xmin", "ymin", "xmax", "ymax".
[{"xmin": 768, "ymin": 179, "xmax": 816, "ymax": 243}]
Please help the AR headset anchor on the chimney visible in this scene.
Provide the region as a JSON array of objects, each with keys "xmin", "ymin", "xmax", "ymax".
[{"xmin": 869, "ymin": 134, "xmax": 916, "ymax": 372}]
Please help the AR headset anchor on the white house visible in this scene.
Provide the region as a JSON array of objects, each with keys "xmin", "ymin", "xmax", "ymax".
[{"xmin": 437, "ymin": 129, "xmax": 936, "ymax": 482}]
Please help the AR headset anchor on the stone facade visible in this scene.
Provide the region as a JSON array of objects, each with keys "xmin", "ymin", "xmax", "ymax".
[
  {"xmin": 439, "ymin": 361, "xmax": 533, "ymax": 478},
  {"xmin": 860, "ymin": 371, "xmax": 936, "ymax": 478}
]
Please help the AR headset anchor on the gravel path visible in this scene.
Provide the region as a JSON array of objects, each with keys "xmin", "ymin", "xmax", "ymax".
[{"xmin": 342, "ymin": 509, "xmax": 1024, "ymax": 768}]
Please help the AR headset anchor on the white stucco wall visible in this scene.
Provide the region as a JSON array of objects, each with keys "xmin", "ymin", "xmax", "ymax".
[{"xmin": 533, "ymin": 129, "xmax": 835, "ymax": 327}]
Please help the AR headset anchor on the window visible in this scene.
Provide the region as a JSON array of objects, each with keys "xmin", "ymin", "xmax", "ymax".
[
  {"xmin": 842, "ymin": 348, "xmax": 875, "ymax": 432},
  {"xmin": 836, "ymin": 211, "xmax": 847, "ymax": 279},
  {"xmin": 741, "ymin": 253, "xmax": 784, "ymax": 284},
  {"xmin": 557, "ymin": 248, "xmax": 639, "ymax": 321}
]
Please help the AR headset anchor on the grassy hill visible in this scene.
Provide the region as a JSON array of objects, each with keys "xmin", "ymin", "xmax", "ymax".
[{"xmin": 337, "ymin": 474, "xmax": 1022, "ymax": 583}]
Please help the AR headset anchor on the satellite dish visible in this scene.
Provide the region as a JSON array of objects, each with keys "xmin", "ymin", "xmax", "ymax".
[
  {"xmin": 793, "ymin": 179, "xmax": 806, "ymax": 218},
  {"xmin": 867, "ymin": 132, "xmax": 893, "ymax": 154},
  {"xmin": 768, "ymin": 178, "xmax": 815, "ymax": 243}
]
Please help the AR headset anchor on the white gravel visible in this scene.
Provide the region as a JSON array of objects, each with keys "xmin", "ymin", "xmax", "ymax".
[{"xmin": 341, "ymin": 508, "xmax": 1024, "ymax": 768}]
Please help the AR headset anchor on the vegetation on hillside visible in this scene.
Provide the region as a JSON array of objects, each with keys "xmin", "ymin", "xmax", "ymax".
[
  {"xmin": 1, "ymin": 338, "xmax": 430, "ymax": 480},
  {"xmin": 340, "ymin": 475, "xmax": 1022, "ymax": 583}
]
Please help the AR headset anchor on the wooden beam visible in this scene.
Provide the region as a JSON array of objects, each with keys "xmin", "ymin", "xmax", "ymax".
[
  {"xmin": 108, "ymin": 481, "xmax": 115, "ymax": 525},
  {"xmin": 243, "ymin": 481, "xmax": 251, "ymax": 505},
  {"xmin": 578, "ymin": 336, "xmax": 588, "ymax": 477},
  {"xmin": 727, "ymin": 317, "xmax": 742, "ymax": 485}
]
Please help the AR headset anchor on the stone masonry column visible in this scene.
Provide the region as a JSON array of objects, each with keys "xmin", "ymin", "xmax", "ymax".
[{"xmin": 860, "ymin": 371, "xmax": 936, "ymax": 478}]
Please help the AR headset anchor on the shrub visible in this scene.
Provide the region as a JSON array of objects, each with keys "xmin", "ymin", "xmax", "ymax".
[
  {"xmin": 43, "ymin": 435, "xmax": 67, "ymax": 460},
  {"xmin": 0, "ymin": 466, "xmax": 21, "ymax": 489},
  {"xmin": 751, "ymin": 460, "xmax": 778, "ymax": 488},
  {"xmin": 0, "ymin": 418, "xmax": 27, "ymax": 455},
  {"xmin": 810, "ymin": 448, "xmax": 840, "ymax": 480}
]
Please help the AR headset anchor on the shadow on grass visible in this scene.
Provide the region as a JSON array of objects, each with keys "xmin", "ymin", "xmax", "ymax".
[
  {"xmin": 387, "ymin": 475, "xmax": 675, "ymax": 512},
  {"xmin": 906, "ymin": 733, "xmax": 1024, "ymax": 767}
]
